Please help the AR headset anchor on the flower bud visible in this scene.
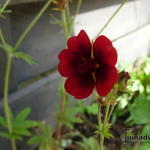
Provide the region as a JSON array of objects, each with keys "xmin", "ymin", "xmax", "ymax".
[{"xmin": 118, "ymin": 70, "xmax": 130, "ymax": 91}]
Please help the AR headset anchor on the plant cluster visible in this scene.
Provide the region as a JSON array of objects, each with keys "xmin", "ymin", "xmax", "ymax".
[{"xmin": 1, "ymin": 0, "xmax": 149, "ymax": 150}]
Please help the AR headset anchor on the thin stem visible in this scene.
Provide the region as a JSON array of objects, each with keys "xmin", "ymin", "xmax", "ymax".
[
  {"xmin": 107, "ymin": 103, "xmax": 116, "ymax": 122},
  {"xmin": 14, "ymin": 0, "xmax": 52, "ymax": 50},
  {"xmin": 62, "ymin": 9, "xmax": 69, "ymax": 40},
  {"xmin": 0, "ymin": 0, "xmax": 10, "ymax": 14},
  {"xmin": 74, "ymin": 0, "xmax": 82, "ymax": 18},
  {"xmin": 70, "ymin": 0, "xmax": 82, "ymax": 33},
  {"xmin": 55, "ymin": 1, "xmax": 72, "ymax": 140},
  {"xmin": 98, "ymin": 103, "xmax": 102, "ymax": 147},
  {"xmin": 3, "ymin": 55, "xmax": 17, "ymax": 150},
  {"xmin": 93, "ymin": 0, "xmax": 128, "ymax": 41},
  {"xmin": 100, "ymin": 101, "xmax": 111, "ymax": 150},
  {"xmin": 98, "ymin": 103, "xmax": 102, "ymax": 126},
  {"xmin": 0, "ymin": 28, "xmax": 7, "ymax": 45}
]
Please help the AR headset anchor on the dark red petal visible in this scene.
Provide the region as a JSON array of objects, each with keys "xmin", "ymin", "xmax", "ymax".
[
  {"xmin": 58, "ymin": 61, "xmax": 77, "ymax": 77},
  {"xmin": 58, "ymin": 49, "xmax": 77, "ymax": 62},
  {"xmin": 94, "ymin": 46, "xmax": 117, "ymax": 66},
  {"xmin": 96, "ymin": 66, "xmax": 118, "ymax": 96},
  {"xmin": 67, "ymin": 36, "xmax": 79, "ymax": 51},
  {"xmin": 67, "ymin": 30, "xmax": 91, "ymax": 55},
  {"xmin": 94, "ymin": 35, "xmax": 112, "ymax": 50},
  {"xmin": 58, "ymin": 49, "xmax": 79, "ymax": 77},
  {"xmin": 65, "ymin": 74, "xmax": 95, "ymax": 99},
  {"xmin": 93, "ymin": 36, "xmax": 117, "ymax": 65}
]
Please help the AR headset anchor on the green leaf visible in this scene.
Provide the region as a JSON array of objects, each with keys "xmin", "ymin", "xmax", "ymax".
[
  {"xmin": 15, "ymin": 108, "xmax": 31, "ymax": 122},
  {"xmin": 77, "ymin": 137, "xmax": 100, "ymax": 150},
  {"xmin": 137, "ymin": 144, "xmax": 150, "ymax": 150},
  {"xmin": 141, "ymin": 125, "xmax": 150, "ymax": 136},
  {"xmin": 14, "ymin": 52, "xmax": 37, "ymax": 65},
  {"xmin": 0, "ymin": 116, "xmax": 7, "ymax": 128},
  {"xmin": 1, "ymin": 43, "xmax": 15, "ymax": 55},
  {"xmin": 129, "ymin": 95, "xmax": 150, "ymax": 124},
  {"xmin": 28, "ymin": 136, "xmax": 43, "ymax": 144},
  {"xmin": 85, "ymin": 103, "xmax": 98, "ymax": 115},
  {"xmin": 13, "ymin": 127, "xmax": 31, "ymax": 136}
]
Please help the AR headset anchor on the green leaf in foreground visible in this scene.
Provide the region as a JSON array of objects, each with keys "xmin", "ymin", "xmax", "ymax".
[
  {"xmin": 129, "ymin": 95, "xmax": 150, "ymax": 124},
  {"xmin": 14, "ymin": 52, "xmax": 37, "ymax": 65}
]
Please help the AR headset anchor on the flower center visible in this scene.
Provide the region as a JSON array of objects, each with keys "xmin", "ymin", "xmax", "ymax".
[{"xmin": 78, "ymin": 56, "xmax": 99, "ymax": 74}]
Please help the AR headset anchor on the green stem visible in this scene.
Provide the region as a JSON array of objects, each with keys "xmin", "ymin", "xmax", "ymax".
[
  {"xmin": 14, "ymin": 0, "xmax": 52, "ymax": 50},
  {"xmin": 98, "ymin": 103, "xmax": 102, "ymax": 126},
  {"xmin": 62, "ymin": 9, "xmax": 69, "ymax": 40},
  {"xmin": 107, "ymin": 103, "xmax": 116, "ymax": 122},
  {"xmin": 98, "ymin": 103, "xmax": 102, "ymax": 147},
  {"xmin": 3, "ymin": 55, "xmax": 17, "ymax": 150},
  {"xmin": 74, "ymin": 0, "xmax": 82, "ymax": 18},
  {"xmin": 93, "ymin": 0, "xmax": 128, "ymax": 41},
  {"xmin": 1, "ymin": 0, "xmax": 10, "ymax": 13},
  {"xmin": 100, "ymin": 101, "xmax": 111, "ymax": 150},
  {"xmin": 0, "ymin": 28, "xmax": 7, "ymax": 45}
]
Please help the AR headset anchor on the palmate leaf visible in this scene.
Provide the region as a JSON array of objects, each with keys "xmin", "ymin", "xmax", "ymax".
[
  {"xmin": 28, "ymin": 123, "xmax": 58, "ymax": 150},
  {"xmin": 56, "ymin": 107, "xmax": 83, "ymax": 129},
  {"xmin": 0, "ymin": 131, "xmax": 22, "ymax": 141},
  {"xmin": 0, "ymin": 108, "xmax": 37, "ymax": 140},
  {"xmin": 129, "ymin": 95, "xmax": 150, "ymax": 124}
]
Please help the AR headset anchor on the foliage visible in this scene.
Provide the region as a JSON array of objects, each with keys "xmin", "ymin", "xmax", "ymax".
[
  {"xmin": 95, "ymin": 123, "xmax": 113, "ymax": 139},
  {"xmin": 130, "ymin": 56, "xmax": 150, "ymax": 95},
  {"xmin": 55, "ymin": 100, "xmax": 83, "ymax": 129},
  {"xmin": 85, "ymin": 102, "xmax": 98, "ymax": 115},
  {"xmin": 0, "ymin": 108, "xmax": 37, "ymax": 140},
  {"xmin": 0, "ymin": 38, "xmax": 37, "ymax": 65},
  {"xmin": 136, "ymin": 144, "xmax": 150, "ymax": 150},
  {"xmin": 28, "ymin": 122, "xmax": 58, "ymax": 150},
  {"xmin": 0, "ymin": 1, "xmax": 11, "ymax": 18},
  {"xmin": 77, "ymin": 137, "xmax": 100, "ymax": 150},
  {"xmin": 129, "ymin": 95, "xmax": 150, "ymax": 125}
]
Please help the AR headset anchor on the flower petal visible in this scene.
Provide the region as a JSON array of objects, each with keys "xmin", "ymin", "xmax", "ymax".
[
  {"xmin": 58, "ymin": 49, "xmax": 77, "ymax": 62},
  {"xmin": 65, "ymin": 73, "xmax": 95, "ymax": 99},
  {"xmin": 93, "ymin": 36, "xmax": 117, "ymax": 66},
  {"xmin": 58, "ymin": 49, "xmax": 78, "ymax": 77},
  {"xmin": 96, "ymin": 66, "xmax": 118, "ymax": 96},
  {"xmin": 94, "ymin": 35, "xmax": 112, "ymax": 49},
  {"xmin": 95, "ymin": 46, "xmax": 117, "ymax": 66},
  {"xmin": 67, "ymin": 30, "xmax": 91, "ymax": 56},
  {"xmin": 58, "ymin": 61, "xmax": 77, "ymax": 77}
]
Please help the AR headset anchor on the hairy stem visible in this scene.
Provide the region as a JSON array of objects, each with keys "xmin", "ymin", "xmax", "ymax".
[
  {"xmin": 98, "ymin": 103, "xmax": 102, "ymax": 146},
  {"xmin": 3, "ymin": 55, "xmax": 17, "ymax": 150},
  {"xmin": 15, "ymin": 0, "xmax": 52, "ymax": 50},
  {"xmin": 93, "ymin": 0, "xmax": 128, "ymax": 41},
  {"xmin": 107, "ymin": 103, "xmax": 116, "ymax": 122},
  {"xmin": 100, "ymin": 101, "xmax": 111, "ymax": 150}
]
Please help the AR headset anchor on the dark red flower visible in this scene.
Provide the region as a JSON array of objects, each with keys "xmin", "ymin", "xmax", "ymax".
[{"xmin": 58, "ymin": 30, "xmax": 118, "ymax": 99}]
